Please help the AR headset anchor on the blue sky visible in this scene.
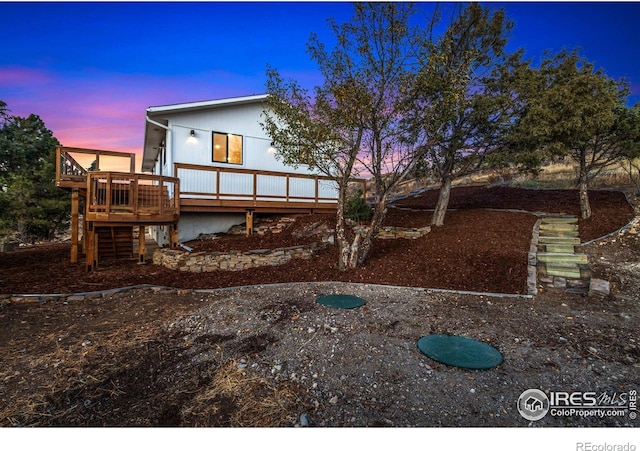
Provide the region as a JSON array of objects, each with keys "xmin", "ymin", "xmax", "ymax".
[{"xmin": 1, "ymin": 1, "xmax": 639, "ymax": 161}]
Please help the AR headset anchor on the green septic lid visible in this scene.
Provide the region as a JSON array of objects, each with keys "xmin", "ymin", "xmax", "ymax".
[
  {"xmin": 417, "ymin": 334, "xmax": 503, "ymax": 370},
  {"xmin": 316, "ymin": 294, "xmax": 366, "ymax": 309}
]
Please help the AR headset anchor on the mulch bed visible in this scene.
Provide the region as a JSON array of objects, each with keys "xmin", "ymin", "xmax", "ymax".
[
  {"xmin": 0, "ymin": 185, "xmax": 634, "ymax": 295},
  {"xmin": 392, "ymin": 185, "xmax": 634, "ymax": 241}
]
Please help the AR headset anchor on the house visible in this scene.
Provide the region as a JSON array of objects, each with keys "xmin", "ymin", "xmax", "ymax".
[
  {"xmin": 56, "ymin": 94, "xmax": 364, "ymax": 270},
  {"xmin": 142, "ymin": 94, "xmax": 346, "ymax": 245}
]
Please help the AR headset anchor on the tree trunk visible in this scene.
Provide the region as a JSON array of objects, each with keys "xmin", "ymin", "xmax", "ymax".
[
  {"xmin": 335, "ymin": 191, "xmax": 387, "ymax": 270},
  {"xmin": 335, "ymin": 192, "xmax": 352, "ymax": 271},
  {"xmin": 431, "ymin": 176, "xmax": 452, "ymax": 227},
  {"xmin": 578, "ymin": 153, "xmax": 592, "ymax": 220},
  {"xmin": 353, "ymin": 197, "xmax": 387, "ymax": 266}
]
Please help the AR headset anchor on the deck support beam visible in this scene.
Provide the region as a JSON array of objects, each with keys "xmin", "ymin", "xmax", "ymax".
[
  {"xmin": 170, "ymin": 223, "xmax": 179, "ymax": 249},
  {"xmin": 86, "ymin": 222, "xmax": 95, "ymax": 272},
  {"xmin": 245, "ymin": 210, "xmax": 254, "ymax": 236},
  {"xmin": 138, "ymin": 226, "xmax": 146, "ymax": 263},
  {"xmin": 70, "ymin": 189, "xmax": 79, "ymax": 263}
]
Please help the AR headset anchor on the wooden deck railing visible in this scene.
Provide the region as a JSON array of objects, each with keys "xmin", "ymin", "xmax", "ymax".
[
  {"xmin": 86, "ymin": 172, "xmax": 180, "ymax": 224},
  {"xmin": 174, "ymin": 162, "xmax": 366, "ymax": 212},
  {"xmin": 56, "ymin": 146, "xmax": 366, "ymax": 217},
  {"xmin": 56, "ymin": 146, "xmax": 136, "ymax": 189}
]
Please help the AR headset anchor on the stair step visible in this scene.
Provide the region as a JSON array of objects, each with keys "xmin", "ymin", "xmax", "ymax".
[
  {"xmin": 541, "ymin": 216, "xmax": 578, "ymax": 224},
  {"xmin": 96, "ymin": 226, "xmax": 134, "ymax": 260},
  {"xmin": 539, "ymin": 229, "xmax": 580, "ymax": 238},
  {"xmin": 539, "ymin": 223, "xmax": 579, "ymax": 232},
  {"xmin": 545, "ymin": 244, "xmax": 576, "ymax": 253},
  {"xmin": 538, "ymin": 236, "xmax": 581, "ymax": 245},
  {"xmin": 539, "ymin": 263, "xmax": 591, "ymax": 279},
  {"xmin": 537, "ymin": 252, "xmax": 588, "ymax": 264},
  {"xmin": 545, "ymin": 264, "xmax": 582, "ymax": 279}
]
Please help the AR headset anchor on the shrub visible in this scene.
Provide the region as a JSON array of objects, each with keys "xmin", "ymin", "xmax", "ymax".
[{"xmin": 345, "ymin": 190, "xmax": 372, "ymax": 222}]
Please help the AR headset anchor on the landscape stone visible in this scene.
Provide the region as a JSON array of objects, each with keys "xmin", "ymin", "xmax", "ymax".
[
  {"xmin": 589, "ymin": 278, "xmax": 610, "ymax": 297},
  {"xmin": 553, "ymin": 277, "xmax": 567, "ymax": 289}
]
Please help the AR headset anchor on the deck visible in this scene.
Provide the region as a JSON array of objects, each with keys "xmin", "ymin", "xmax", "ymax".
[
  {"xmin": 56, "ymin": 147, "xmax": 180, "ymax": 269},
  {"xmin": 57, "ymin": 147, "xmax": 364, "ymax": 216},
  {"xmin": 55, "ymin": 146, "xmax": 366, "ymax": 270}
]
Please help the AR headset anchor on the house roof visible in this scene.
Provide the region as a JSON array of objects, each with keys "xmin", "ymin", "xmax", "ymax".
[{"xmin": 142, "ymin": 94, "xmax": 268, "ymax": 172}]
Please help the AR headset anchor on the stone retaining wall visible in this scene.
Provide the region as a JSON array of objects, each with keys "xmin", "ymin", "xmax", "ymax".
[
  {"xmin": 155, "ymin": 220, "xmax": 431, "ymax": 274},
  {"xmin": 376, "ymin": 226, "xmax": 431, "ymax": 239},
  {"xmin": 352, "ymin": 225, "xmax": 431, "ymax": 239},
  {"xmin": 153, "ymin": 241, "xmax": 330, "ymax": 273}
]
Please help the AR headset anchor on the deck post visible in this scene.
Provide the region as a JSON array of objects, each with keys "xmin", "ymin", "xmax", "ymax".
[
  {"xmin": 85, "ymin": 222, "xmax": 95, "ymax": 272},
  {"xmin": 93, "ymin": 227, "xmax": 99, "ymax": 269},
  {"xmin": 138, "ymin": 226, "xmax": 146, "ymax": 263},
  {"xmin": 170, "ymin": 223, "xmax": 179, "ymax": 249},
  {"xmin": 245, "ymin": 209, "xmax": 254, "ymax": 236},
  {"xmin": 70, "ymin": 189, "xmax": 79, "ymax": 263},
  {"xmin": 82, "ymin": 208, "xmax": 88, "ymax": 254}
]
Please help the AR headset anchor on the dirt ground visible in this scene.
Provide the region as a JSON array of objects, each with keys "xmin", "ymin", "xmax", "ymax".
[{"xmin": 0, "ymin": 185, "xmax": 638, "ymax": 428}]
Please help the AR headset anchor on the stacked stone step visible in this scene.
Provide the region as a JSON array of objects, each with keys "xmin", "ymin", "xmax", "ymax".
[{"xmin": 536, "ymin": 216, "xmax": 591, "ymax": 292}]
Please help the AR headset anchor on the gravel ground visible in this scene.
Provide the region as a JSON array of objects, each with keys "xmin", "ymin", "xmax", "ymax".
[{"xmin": 165, "ymin": 278, "xmax": 639, "ymax": 428}]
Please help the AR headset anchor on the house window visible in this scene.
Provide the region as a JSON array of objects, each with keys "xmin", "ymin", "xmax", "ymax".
[{"xmin": 212, "ymin": 131, "xmax": 243, "ymax": 165}]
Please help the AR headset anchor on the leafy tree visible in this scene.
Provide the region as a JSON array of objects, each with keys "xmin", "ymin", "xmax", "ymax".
[
  {"xmin": 617, "ymin": 103, "xmax": 640, "ymax": 193},
  {"xmin": 0, "ymin": 100, "xmax": 7, "ymax": 123},
  {"xmin": 345, "ymin": 189, "xmax": 372, "ymax": 222},
  {"xmin": 410, "ymin": 3, "xmax": 518, "ymax": 226},
  {"xmin": 511, "ymin": 50, "xmax": 631, "ymax": 219},
  {"xmin": 0, "ymin": 106, "xmax": 70, "ymax": 242},
  {"xmin": 263, "ymin": 3, "xmax": 428, "ymax": 269}
]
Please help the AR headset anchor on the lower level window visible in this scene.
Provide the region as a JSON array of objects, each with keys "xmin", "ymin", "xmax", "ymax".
[{"xmin": 212, "ymin": 132, "xmax": 243, "ymax": 164}]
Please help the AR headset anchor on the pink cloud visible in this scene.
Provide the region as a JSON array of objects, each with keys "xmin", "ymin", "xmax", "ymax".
[
  {"xmin": 1, "ymin": 66, "xmax": 270, "ymax": 172},
  {"xmin": 0, "ymin": 66, "xmax": 53, "ymax": 86}
]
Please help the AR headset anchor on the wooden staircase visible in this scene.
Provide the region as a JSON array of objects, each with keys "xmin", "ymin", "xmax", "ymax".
[
  {"xmin": 95, "ymin": 226, "xmax": 134, "ymax": 261},
  {"xmin": 56, "ymin": 147, "xmax": 181, "ymax": 270}
]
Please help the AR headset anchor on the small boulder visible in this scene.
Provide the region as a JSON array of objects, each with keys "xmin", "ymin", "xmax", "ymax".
[{"xmin": 589, "ymin": 278, "xmax": 610, "ymax": 297}]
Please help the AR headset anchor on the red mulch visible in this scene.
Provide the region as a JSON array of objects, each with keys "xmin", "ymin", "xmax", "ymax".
[
  {"xmin": 0, "ymin": 186, "xmax": 634, "ymax": 295},
  {"xmin": 392, "ymin": 185, "xmax": 634, "ymax": 241}
]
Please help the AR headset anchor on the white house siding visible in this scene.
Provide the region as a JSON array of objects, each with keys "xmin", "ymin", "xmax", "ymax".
[
  {"xmin": 167, "ymin": 103, "xmax": 312, "ymax": 175},
  {"xmin": 144, "ymin": 97, "xmax": 340, "ymax": 246},
  {"xmin": 177, "ymin": 212, "xmax": 246, "ymax": 243},
  {"xmin": 149, "ymin": 212, "xmax": 244, "ymax": 246},
  {"xmin": 163, "ymin": 102, "xmax": 332, "ymax": 202}
]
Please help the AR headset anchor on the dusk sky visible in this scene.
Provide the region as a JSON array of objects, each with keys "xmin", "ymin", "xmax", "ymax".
[{"xmin": 1, "ymin": 1, "xmax": 639, "ymax": 169}]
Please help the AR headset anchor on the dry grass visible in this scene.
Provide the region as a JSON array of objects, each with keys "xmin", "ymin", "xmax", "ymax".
[{"xmin": 181, "ymin": 360, "xmax": 305, "ymax": 427}]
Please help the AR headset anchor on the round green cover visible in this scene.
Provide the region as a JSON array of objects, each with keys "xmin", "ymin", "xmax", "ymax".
[
  {"xmin": 316, "ymin": 294, "xmax": 366, "ymax": 309},
  {"xmin": 417, "ymin": 334, "xmax": 503, "ymax": 369}
]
